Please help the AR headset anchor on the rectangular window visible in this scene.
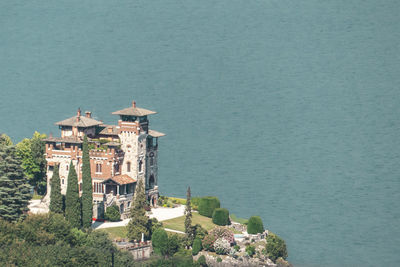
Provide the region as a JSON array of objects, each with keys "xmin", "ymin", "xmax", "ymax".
[
  {"xmin": 96, "ymin": 163, "xmax": 102, "ymax": 173},
  {"xmin": 93, "ymin": 182, "xmax": 104, "ymax": 193}
]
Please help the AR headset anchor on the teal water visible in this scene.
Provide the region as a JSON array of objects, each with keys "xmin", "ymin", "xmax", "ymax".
[{"xmin": 1, "ymin": 1, "xmax": 400, "ymax": 266}]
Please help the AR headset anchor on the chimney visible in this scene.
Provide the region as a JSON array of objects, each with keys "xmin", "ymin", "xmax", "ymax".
[
  {"xmin": 77, "ymin": 108, "xmax": 81, "ymax": 122},
  {"xmin": 132, "ymin": 100, "xmax": 136, "ymax": 108},
  {"xmin": 85, "ymin": 111, "xmax": 92, "ymax": 118}
]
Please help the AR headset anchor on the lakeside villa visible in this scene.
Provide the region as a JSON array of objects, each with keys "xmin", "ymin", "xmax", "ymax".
[{"xmin": 42, "ymin": 100, "xmax": 164, "ymax": 220}]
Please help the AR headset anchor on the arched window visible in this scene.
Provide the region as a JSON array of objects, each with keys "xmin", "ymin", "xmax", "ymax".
[
  {"xmin": 127, "ymin": 145, "xmax": 131, "ymax": 153},
  {"xmin": 127, "ymin": 161, "xmax": 131, "ymax": 172},
  {"xmin": 150, "ymin": 156, "xmax": 154, "ymax": 166},
  {"xmin": 139, "ymin": 160, "xmax": 143, "ymax": 172},
  {"xmin": 149, "ymin": 175, "xmax": 155, "ymax": 189}
]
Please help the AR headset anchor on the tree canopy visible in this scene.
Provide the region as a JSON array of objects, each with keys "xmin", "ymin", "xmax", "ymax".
[
  {"xmin": 127, "ymin": 179, "xmax": 148, "ymax": 241},
  {"xmin": 81, "ymin": 135, "xmax": 93, "ymax": 228},
  {"xmin": 49, "ymin": 164, "xmax": 63, "ymax": 214},
  {"xmin": 16, "ymin": 132, "xmax": 47, "ymax": 194},
  {"xmin": 0, "ymin": 139, "xmax": 31, "ymax": 222},
  {"xmin": 65, "ymin": 161, "xmax": 81, "ymax": 228}
]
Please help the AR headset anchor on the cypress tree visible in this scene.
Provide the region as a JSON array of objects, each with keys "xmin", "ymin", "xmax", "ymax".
[
  {"xmin": 0, "ymin": 139, "xmax": 31, "ymax": 222},
  {"xmin": 49, "ymin": 164, "xmax": 63, "ymax": 214},
  {"xmin": 184, "ymin": 186, "xmax": 192, "ymax": 234},
  {"xmin": 127, "ymin": 179, "xmax": 148, "ymax": 241},
  {"xmin": 65, "ymin": 161, "xmax": 81, "ymax": 228},
  {"xmin": 81, "ymin": 135, "xmax": 93, "ymax": 228}
]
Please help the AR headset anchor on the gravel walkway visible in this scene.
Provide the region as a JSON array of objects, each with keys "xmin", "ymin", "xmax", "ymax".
[{"xmin": 92, "ymin": 205, "xmax": 185, "ymax": 229}]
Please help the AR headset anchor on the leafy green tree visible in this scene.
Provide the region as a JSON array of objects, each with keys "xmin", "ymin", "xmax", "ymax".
[
  {"xmin": 151, "ymin": 228, "xmax": 169, "ymax": 256},
  {"xmin": 184, "ymin": 186, "xmax": 192, "ymax": 237},
  {"xmin": 0, "ymin": 134, "xmax": 13, "ymax": 146},
  {"xmin": 127, "ymin": 179, "xmax": 149, "ymax": 241},
  {"xmin": 16, "ymin": 132, "xmax": 47, "ymax": 195},
  {"xmin": 81, "ymin": 135, "xmax": 93, "ymax": 228},
  {"xmin": 49, "ymin": 164, "xmax": 63, "ymax": 214},
  {"xmin": 104, "ymin": 204, "xmax": 121, "ymax": 222},
  {"xmin": 65, "ymin": 161, "xmax": 81, "ymax": 228},
  {"xmin": 0, "ymin": 141, "xmax": 31, "ymax": 222},
  {"xmin": 265, "ymin": 233, "xmax": 288, "ymax": 262}
]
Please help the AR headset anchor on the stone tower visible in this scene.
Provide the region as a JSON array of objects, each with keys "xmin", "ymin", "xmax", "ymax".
[{"xmin": 112, "ymin": 101, "xmax": 164, "ymax": 205}]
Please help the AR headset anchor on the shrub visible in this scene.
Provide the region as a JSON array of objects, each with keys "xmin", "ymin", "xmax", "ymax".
[
  {"xmin": 197, "ymin": 255, "xmax": 207, "ymax": 266},
  {"xmin": 234, "ymin": 244, "xmax": 240, "ymax": 251},
  {"xmin": 104, "ymin": 205, "xmax": 121, "ymax": 222},
  {"xmin": 212, "ymin": 208, "xmax": 230, "ymax": 226},
  {"xmin": 214, "ymin": 238, "xmax": 230, "ymax": 255},
  {"xmin": 202, "ymin": 234, "xmax": 217, "ymax": 251},
  {"xmin": 247, "ymin": 216, "xmax": 264, "ymax": 234},
  {"xmin": 265, "ymin": 233, "xmax": 288, "ymax": 262},
  {"xmin": 209, "ymin": 227, "xmax": 234, "ymax": 244},
  {"xmin": 217, "ymin": 257, "xmax": 222, "ymax": 262},
  {"xmin": 198, "ymin": 197, "xmax": 220, "ymax": 218},
  {"xmin": 245, "ymin": 245, "xmax": 256, "ymax": 257},
  {"xmin": 192, "ymin": 237, "xmax": 202, "ymax": 255}
]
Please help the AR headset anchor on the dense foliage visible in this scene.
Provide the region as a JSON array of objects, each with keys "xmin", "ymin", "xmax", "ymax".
[
  {"xmin": 246, "ymin": 244, "xmax": 256, "ymax": 257},
  {"xmin": 247, "ymin": 216, "xmax": 264, "ymax": 234},
  {"xmin": 265, "ymin": 233, "xmax": 288, "ymax": 262},
  {"xmin": 192, "ymin": 237, "xmax": 202, "ymax": 255},
  {"xmin": 202, "ymin": 233, "xmax": 217, "ymax": 251},
  {"xmin": 105, "ymin": 204, "xmax": 121, "ymax": 222},
  {"xmin": 0, "ymin": 137, "xmax": 31, "ymax": 222},
  {"xmin": 152, "ymin": 228, "xmax": 169, "ymax": 256},
  {"xmin": 198, "ymin": 196, "xmax": 220, "ymax": 218},
  {"xmin": 65, "ymin": 161, "xmax": 81, "ymax": 228},
  {"xmin": 81, "ymin": 135, "xmax": 93, "ymax": 228},
  {"xmin": 127, "ymin": 179, "xmax": 149, "ymax": 241},
  {"xmin": 197, "ymin": 255, "xmax": 207, "ymax": 267},
  {"xmin": 0, "ymin": 213, "xmax": 134, "ymax": 266},
  {"xmin": 212, "ymin": 208, "xmax": 230, "ymax": 226},
  {"xmin": 49, "ymin": 165, "xmax": 63, "ymax": 214},
  {"xmin": 209, "ymin": 227, "xmax": 235, "ymax": 244},
  {"xmin": 16, "ymin": 132, "xmax": 47, "ymax": 194}
]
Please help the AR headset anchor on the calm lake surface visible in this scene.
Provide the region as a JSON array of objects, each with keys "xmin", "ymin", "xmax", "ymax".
[{"xmin": 1, "ymin": 1, "xmax": 399, "ymax": 266}]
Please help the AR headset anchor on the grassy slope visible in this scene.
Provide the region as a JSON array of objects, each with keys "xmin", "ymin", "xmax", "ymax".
[
  {"xmin": 97, "ymin": 226, "xmax": 127, "ymax": 239},
  {"xmin": 162, "ymin": 212, "xmax": 217, "ymax": 232}
]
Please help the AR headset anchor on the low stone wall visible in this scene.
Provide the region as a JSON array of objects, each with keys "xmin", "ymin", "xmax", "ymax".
[
  {"xmin": 194, "ymin": 252, "xmax": 277, "ymax": 267},
  {"xmin": 114, "ymin": 240, "xmax": 152, "ymax": 260}
]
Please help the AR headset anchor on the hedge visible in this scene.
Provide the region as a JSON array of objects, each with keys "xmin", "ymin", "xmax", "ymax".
[
  {"xmin": 212, "ymin": 208, "xmax": 230, "ymax": 226},
  {"xmin": 198, "ymin": 197, "xmax": 220, "ymax": 218},
  {"xmin": 247, "ymin": 216, "xmax": 264, "ymax": 234}
]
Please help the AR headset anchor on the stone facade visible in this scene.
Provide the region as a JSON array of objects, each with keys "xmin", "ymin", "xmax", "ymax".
[{"xmin": 43, "ymin": 101, "xmax": 165, "ymax": 220}]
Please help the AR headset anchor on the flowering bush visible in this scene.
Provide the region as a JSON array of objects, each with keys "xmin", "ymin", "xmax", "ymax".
[
  {"xmin": 202, "ymin": 233, "xmax": 217, "ymax": 251},
  {"xmin": 214, "ymin": 238, "xmax": 231, "ymax": 255},
  {"xmin": 209, "ymin": 227, "xmax": 235, "ymax": 244}
]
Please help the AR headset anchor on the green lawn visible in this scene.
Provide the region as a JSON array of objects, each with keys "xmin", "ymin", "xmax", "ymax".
[
  {"xmin": 97, "ymin": 226, "xmax": 127, "ymax": 239},
  {"xmin": 162, "ymin": 212, "xmax": 217, "ymax": 232}
]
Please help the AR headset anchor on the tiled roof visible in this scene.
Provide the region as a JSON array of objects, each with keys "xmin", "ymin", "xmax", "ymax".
[
  {"xmin": 55, "ymin": 115, "xmax": 102, "ymax": 127},
  {"xmin": 112, "ymin": 101, "xmax": 156, "ymax": 116},
  {"xmin": 43, "ymin": 136, "xmax": 83, "ymax": 144},
  {"xmin": 105, "ymin": 175, "xmax": 137, "ymax": 185},
  {"xmin": 148, "ymin": 129, "xmax": 166, "ymax": 137},
  {"xmin": 99, "ymin": 125, "xmax": 119, "ymax": 136}
]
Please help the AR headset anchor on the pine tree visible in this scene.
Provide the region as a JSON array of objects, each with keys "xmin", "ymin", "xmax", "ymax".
[
  {"xmin": 49, "ymin": 164, "xmax": 63, "ymax": 214},
  {"xmin": 127, "ymin": 179, "xmax": 149, "ymax": 241},
  {"xmin": 184, "ymin": 186, "xmax": 192, "ymax": 234},
  {"xmin": 65, "ymin": 161, "xmax": 81, "ymax": 228},
  {"xmin": 0, "ymin": 140, "xmax": 31, "ymax": 222},
  {"xmin": 81, "ymin": 135, "xmax": 93, "ymax": 228}
]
